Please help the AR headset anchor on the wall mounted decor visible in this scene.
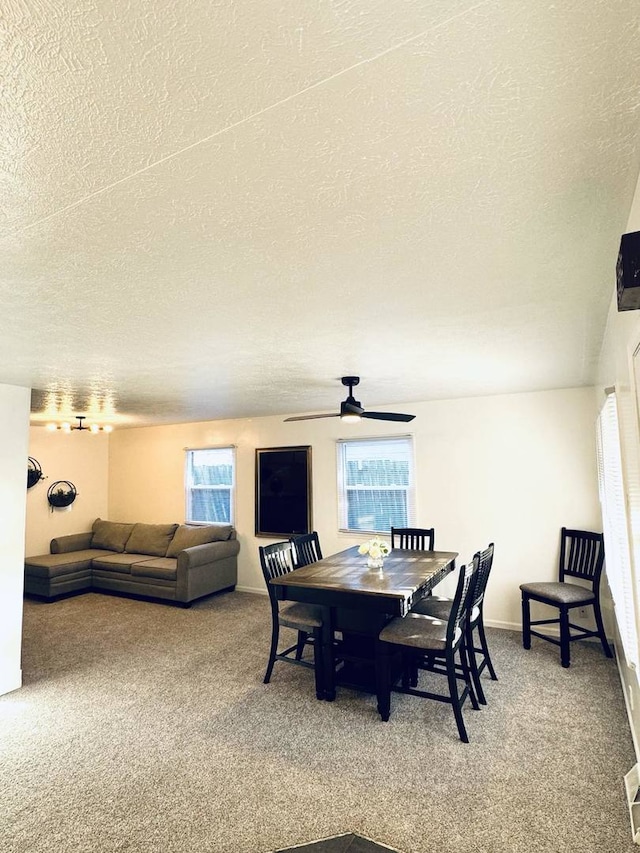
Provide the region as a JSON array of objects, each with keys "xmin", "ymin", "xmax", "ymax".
[
  {"xmin": 27, "ymin": 457, "xmax": 45, "ymax": 489},
  {"xmin": 255, "ymin": 446, "xmax": 312, "ymax": 538},
  {"xmin": 47, "ymin": 480, "xmax": 78, "ymax": 511}
]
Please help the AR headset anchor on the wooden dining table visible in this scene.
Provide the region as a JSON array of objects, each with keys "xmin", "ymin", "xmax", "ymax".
[{"xmin": 270, "ymin": 545, "xmax": 458, "ymax": 700}]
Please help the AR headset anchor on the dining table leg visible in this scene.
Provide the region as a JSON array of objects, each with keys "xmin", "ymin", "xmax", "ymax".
[{"xmin": 320, "ymin": 607, "xmax": 336, "ymax": 701}]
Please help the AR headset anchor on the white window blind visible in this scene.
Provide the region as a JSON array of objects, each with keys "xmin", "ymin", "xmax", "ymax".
[
  {"xmin": 596, "ymin": 393, "xmax": 638, "ymax": 669},
  {"xmin": 185, "ymin": 447, "xmax": 235, "ymax": 525},
  {"xmin": 337, "ymin": 436, "xmax": 415, "ymax": 533}
]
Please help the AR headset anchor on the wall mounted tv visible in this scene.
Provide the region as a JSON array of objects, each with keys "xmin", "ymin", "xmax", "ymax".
[{"xmin": 255, "ymin": 446, "xmax": 312, "ymax": 538}]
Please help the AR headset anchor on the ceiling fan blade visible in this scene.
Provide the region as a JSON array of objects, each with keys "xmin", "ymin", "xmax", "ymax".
[
  {"xmin": 362, "ymin": 411, "xmax": 416, "ymax": 422},
  {"xmin": 342, "ymin": 401, "xmax": 364, "ymax": 415},
  {"xmin": 283, "ymin": 413, "xmax": 340, "ymax": 422}
]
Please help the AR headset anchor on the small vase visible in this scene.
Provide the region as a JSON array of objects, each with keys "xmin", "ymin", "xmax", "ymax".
[{"xmin": 367, "ymin": 555, "xmax": 384, "ymax": 570}]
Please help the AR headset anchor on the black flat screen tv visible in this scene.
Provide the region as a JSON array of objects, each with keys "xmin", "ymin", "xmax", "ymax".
[{"xmin": 255, "ymin": 446, "xmax": 312, "ymax": 537}]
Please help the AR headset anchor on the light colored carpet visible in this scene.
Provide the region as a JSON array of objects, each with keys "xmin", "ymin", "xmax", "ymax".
[{"xmin": 1, "ymin": 591, "xmax": 636, "ymax": 853}]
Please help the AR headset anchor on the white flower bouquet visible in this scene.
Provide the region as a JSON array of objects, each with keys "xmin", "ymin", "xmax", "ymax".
[{"xmin": 358, "ymin": 537, "xmax": 391, "ymax": 569}]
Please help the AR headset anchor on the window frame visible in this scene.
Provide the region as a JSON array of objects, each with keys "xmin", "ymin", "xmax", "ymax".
[
  {"xmin": 184, "ymin": 445, "xmax": 236, "ymax": 526},
  {"xmin": 336, "ymin": 434, "xmax": 416, "ymax": 535}
]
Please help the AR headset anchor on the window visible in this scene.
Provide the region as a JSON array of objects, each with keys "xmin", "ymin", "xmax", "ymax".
[
  {"xmin": 337, "ymin": 436, "xmax": 415, "ymax": 533},
  {"xmin": 185, "ymin": 447, "xmax": 235, "ymax": 524},
  {"xmin": 596, "ymin": 393, "xmax": 638, "ymax": 669}
]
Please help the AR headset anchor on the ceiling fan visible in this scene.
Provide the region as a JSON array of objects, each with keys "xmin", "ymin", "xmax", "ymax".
[{"xmin": 284, "ymin": 376, "xmax": 416, "ymax": 423}]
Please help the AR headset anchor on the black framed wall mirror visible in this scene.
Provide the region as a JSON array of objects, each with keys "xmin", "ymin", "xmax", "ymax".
[{"xmin": 255, "ymin": 446, "xmax": 312, "ymax": 537}]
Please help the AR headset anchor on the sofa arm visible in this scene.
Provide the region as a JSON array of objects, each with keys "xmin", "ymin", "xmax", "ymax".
[
  {"xmin": 51, "ymin": 532, "xmax": 94, "ymax": 554},
  {"xmin": 175, "ymin": 539, "xmax": 240, "ymax": 603},
  {"xmin": 177, "ymin": 539, "xmax": 240, "ymax": 571}
]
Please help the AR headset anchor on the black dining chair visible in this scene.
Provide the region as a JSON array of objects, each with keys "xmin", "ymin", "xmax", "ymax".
[
  {"xmin": 289, "ymin": 531, "xmax": 323, "ymax": 568},
  {"xmin": 376, "ymin": 557, "xmax": 480, "ymax": 743},
  {"xmin": 259, "ymin": 541, "xmax": 325, "ymax": 699},
  {"xmin": 411, "ymin": 543, "xmax": 497, "ymax": 704},
  {"xmin": 519, "ymin": 527, "xmax": 612, "ymax": 668},
  {"xmin": 391, "ymin": 527, "xmax": 435, "ymax": 551}
]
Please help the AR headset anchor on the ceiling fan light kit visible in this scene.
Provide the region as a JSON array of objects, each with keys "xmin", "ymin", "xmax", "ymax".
[{"xmin": 284, "ymin": 376, "xmax": 415, "ymax": 424}]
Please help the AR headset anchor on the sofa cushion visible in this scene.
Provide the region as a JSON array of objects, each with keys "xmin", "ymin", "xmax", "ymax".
[
  {"xmin": 166, "ymin": 523, "xmax": 232, "ymax": 557},
  {"xmin": 91, "ymin": 519, "xmax": 135, "ymax": 553},
  {"xmin": 91, "ymin": 552, "xmax": 152, "ymax": 573},
  {"xmin": 131, "ymin": 558, "xmax": 178, "ymax": 581},
  {"xmin": 25, "ymin": 550, "xmax": 111, "ymax": 578},
  {"xmin": 125, "ymin": 523, "xmax": 178, "ymax": 557}
]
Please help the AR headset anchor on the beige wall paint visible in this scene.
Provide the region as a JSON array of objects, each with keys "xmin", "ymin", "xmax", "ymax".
[
  {"xmin": 25, "ymin": 427, "xmax": 109, "ymax": 557},
  {"xmin": 108, "ymin": 386, "xmax": 600, "ymax": 631},
  {"xmin": 0, "ymin": 383, "xmax": 30, "ymax": 696}
]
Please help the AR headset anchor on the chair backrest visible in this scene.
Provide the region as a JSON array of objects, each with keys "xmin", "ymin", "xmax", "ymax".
[
  {"xmin": 559, "ymin": 527, "xmax": 605, "ymax": 588},
  {"xmin": 290, "ymin": 531, "xmax": 323, "ymax": 568},
  {"xmin": 470, "ymin": 542, "xmax": 495, "ymax": 612},
  {"xmin": 447, "ymin": 556, "xmax": 479, "ymax": 648},
  {"xmin": 259, "ymin": 541, "xmax": 296, "ymax": 606},
  {"xmin": 391, "ymin": 527, "xmax": 435, "ymax": 551}
]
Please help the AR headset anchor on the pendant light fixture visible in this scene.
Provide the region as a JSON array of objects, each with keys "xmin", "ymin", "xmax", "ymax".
[{"xmin": 46, "ymin": 415, "xmax": 113, "ymax": 433}]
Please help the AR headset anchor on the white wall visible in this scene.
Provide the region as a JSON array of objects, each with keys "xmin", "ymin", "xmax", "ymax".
[
  {"xmin": 0, "ymin": 383, "xmax": 30, "ymax": 696},
  {"xmin": 26, "ymin": 427, "xmax": 109, "ymax": 557},
  {"xmin": 596, "ymin": 173, "xmax": 640, "ymax": 756},
  {"xmin": 108, "ymin": 386, "xmax": 600, "ymax": 630}
]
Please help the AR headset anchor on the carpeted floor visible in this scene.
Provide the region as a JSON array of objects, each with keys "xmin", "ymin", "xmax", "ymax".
[{"xmin": 1, "ymin": 590, "xmax": 636, "ymax": 853}]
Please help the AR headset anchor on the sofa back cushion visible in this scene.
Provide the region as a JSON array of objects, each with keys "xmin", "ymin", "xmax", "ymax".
[
  {"xmin": 166, "ymin": 523, "xmax": 233, "ymax": 557},
  {"xmin": 91, "ymin": 519, "xmax": 135, "ymax": 553},
  {"xmin": 125, "ymin": 522, "xmax": 179, "ymax": 557}
]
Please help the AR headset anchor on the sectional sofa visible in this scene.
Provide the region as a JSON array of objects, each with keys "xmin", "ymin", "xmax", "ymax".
[{"xmin": 24, "ymin": 518, "xmax": 239, "ymax": 606}]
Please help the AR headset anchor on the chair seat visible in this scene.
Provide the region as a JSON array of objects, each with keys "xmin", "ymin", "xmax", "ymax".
[
  {"xmin": 379, "ymin": 612, "xmax": 461, "ymax": 650},
  {"xmin": 519, "ymin": 581, "xmax": 596, "ymax": 606},
  {"xmin": 412, "ymin": 596, "xmax": 480, "ymax": 625},
  {"xmin": 411, "ymin": 597, "xmax": 450, "ymax": 619},
  {"xmin": 279, "ymin": 602, "xmax": 323, "ymax": 631}
]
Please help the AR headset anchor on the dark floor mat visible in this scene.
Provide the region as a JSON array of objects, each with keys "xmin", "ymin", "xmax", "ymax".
[{"xmin": 275, "ymin": 833, "xmax": 401, "ymax": 853}]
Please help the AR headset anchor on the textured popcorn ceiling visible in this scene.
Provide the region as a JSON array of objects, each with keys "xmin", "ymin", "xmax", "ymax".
[{"xmin": 2, "ymin": 1, "xmax": 639, "ymax": 427}]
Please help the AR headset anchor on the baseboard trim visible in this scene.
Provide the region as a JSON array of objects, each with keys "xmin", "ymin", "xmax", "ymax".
[
  {"xmin": 236, "ymin": 584, "xmax": 267, "ymax": 596},
  {"xmin": 486, "ymin": 618, "xmax": 613, "ymax": 645},
  {"xmin": 484, "ymin": 618, "xmax": 520, "ymax": 632}
]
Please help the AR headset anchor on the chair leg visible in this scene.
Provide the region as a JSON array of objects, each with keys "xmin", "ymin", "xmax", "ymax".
[
  {"xmin": 402, "ymin": 659, "xmax": 418, "ymax": 689},
  {"xmin": 295, "ymin": 630, "xmax": 307, "ymax": 661},
  {"xmin": 593, "ymin": 602, "xmax": 613, "ymax": 659},
  {"xmin": 560, "ymin": 606, "xmax": 570, "ymax": 668},
  {"xmin": 447, "ymin": 648, "xmax": 469, "ymax": 743},
  {"xmin": 264, "ymin": 618, "xmax": 280, "ymax": 684},
  {"xmin": 477, "ymin": 617, "xmax": 498, "ymax": 680},
  {"xmin": 376, "ymin": 641, "xmax": 392, "ymax": 722},
  {"xmin": 401, "ymin": 660, "xmax": 411, "ymax": 689},
  {"xmin": 311, "ymin": 627, "xmax": 325, "ymax": 701},
  {"xmin": 522, "ymin": 593, "xmax": 531, "ymax": 649},
  {"xmin": 465, "ymin": 624, "xmax": 486, "ymax": 705},
  {"xmin": 459, "ymin": 643, "xmax": 480, "ymax": 711}
]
